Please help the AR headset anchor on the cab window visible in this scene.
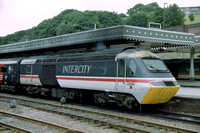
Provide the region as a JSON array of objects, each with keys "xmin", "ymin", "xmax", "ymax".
[
  {"xmin": 143, "ymin": 59, "xmax": 168, "ymax": 71},
  {"xmin": 118, "ymin": 60, "xmax": 125, "ymax": 77},
  {"xmin": 127, "ymin": 60, "xmax": 137, "ymax": 76}
]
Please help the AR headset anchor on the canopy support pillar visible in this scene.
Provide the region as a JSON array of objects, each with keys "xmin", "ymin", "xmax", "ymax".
[{"xmin": 190, "ymin": 48, "xmax": 195, "ymax": 81}]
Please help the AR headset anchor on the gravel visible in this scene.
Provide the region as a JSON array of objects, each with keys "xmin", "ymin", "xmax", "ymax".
[
  {"xmin": 0, "ymin": 101, "xmax": 117, "ymax": 133},
  {"xmin": 0, "ymin": 93, "xmax": 199, "ymax": 132}
]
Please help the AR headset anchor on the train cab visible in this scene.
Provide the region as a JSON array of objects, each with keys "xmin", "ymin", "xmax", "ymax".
[{"xmin": 115, "ymin": 49, "xmax": 180, "ymax": 104}]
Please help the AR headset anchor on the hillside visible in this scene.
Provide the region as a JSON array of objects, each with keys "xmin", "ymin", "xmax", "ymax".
[{"xmin": 184, "ymin": 14, "xmax": 200, "ymax": 25}]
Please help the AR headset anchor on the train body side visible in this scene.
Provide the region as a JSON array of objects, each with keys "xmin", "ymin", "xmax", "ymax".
[
  {"xmin": 53, "ymin": 49, "xmax": 179, "ymax": 104},
  {"xmin": 0, "ymin": 48, "xmax": 180, "ymax": 105},
  {"xmin": 56, "ymin": 59, "xmax": 117, "ymax": 91}
]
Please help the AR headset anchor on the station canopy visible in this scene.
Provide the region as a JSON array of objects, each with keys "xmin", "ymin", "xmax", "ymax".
[
  {"xmin": 151, "ymin": 36, "xmax": 200, "ymax": 53},
  {"xmin": 0, "ymin": 25, "xmax": 199, "ymax": 56}
]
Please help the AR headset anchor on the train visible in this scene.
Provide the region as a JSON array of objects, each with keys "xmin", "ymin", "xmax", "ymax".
[{"xmin": 0, "ymin": 48, "xmax": 180, "ymax": 109}]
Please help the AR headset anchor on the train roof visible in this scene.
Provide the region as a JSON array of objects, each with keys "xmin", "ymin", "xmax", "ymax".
[
  {"xmin": 20, "ymin": 56, "xmax": 47, "ymax": 64},
  {"xmin": 116, "ymin": 49, "xmax": 160, "ymax": 60},
  {"xmin": 0, "ymin": 58, "xmax": 23, "ymax": 64},
  {"xmin": 21, "ymin": 48, "xmax": 160, "ymax": 63}
]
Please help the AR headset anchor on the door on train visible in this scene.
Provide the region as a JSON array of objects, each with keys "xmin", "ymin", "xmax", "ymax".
[
  {"xmin": 41, "ymin": 65, "xmax": 58, "ymax": 86},
  {"xmin": 116, "ymin": 59, "xmax": 127, "ymax": 89},
  {"xmin": 5, "ymin": 64, "xmax": 19, "ymax": 84},
  {"xmin": 25, "ymin": 65, "xmax": 33, "ymax": 84}
]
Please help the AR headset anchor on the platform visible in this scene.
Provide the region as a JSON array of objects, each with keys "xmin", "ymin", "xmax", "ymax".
[
  {"xmin": 176, "ymin": 80, "xmax": 200, "ymax": 99},
  {"xmin": 175, "ymin": 87, "xmax": 200, "ymax": 99},
  {"xmin": 177, "ymin": 80, "xmax": 200, "ymax": 87}
]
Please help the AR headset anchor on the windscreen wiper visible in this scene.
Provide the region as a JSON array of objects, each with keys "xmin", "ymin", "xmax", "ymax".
[{"xmin": 147, "ymin": 64, "xmax": 160, "ymax": 71}]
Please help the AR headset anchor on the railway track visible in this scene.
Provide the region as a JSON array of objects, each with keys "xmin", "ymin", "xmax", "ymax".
[
  {"xmin": 0, "ymin": 121, "xmax": 31, "ymax": 133},
  {"xmin": 147, "ymin": 110, "xmax": 200, "ymax": 124},
  {"xmin": 0, "ymin": 93, "xmax": 199, "ymax": 133},
  {"xmin": 0, "ymin": 110, "xmax": 84, "ymax": 133}
]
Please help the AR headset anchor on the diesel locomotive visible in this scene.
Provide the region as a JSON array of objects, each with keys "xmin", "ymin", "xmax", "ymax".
[{"xmin": 0, "ymin": 48, "xmax": 180, "ymax": 109}]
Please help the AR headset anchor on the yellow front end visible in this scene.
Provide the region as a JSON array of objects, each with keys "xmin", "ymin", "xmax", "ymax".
[{"xmin": 141, "ymin": 85, "xmax": 180, "ymax": 104}]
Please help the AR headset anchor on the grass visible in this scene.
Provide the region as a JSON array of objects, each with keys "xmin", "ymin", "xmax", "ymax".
[{"xmin": 184, "ymin": 14, "xmax": 200, "ymax": 25}]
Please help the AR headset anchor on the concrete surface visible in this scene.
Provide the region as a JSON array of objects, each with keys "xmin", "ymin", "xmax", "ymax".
[{"xmin": 176, "ymin": 87, "xmax": 200, "ymax": 99}]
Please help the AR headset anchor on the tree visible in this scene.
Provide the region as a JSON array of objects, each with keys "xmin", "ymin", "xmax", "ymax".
[
  {"xmin": 56, "ymin": 22, "xmax": 69, "ymax": 35},
  {"xmin": 150, "ymin": 4, "xmax": 186, "ymax": 28},
  {"xmin": 96, "ymin": 11, "xmax": 123, "ymax": 27},
  {"xmin": 0, "ymin": 37, "xmax": 2, "ymax": 45},
  {"xmin": 127, "ymin": 3, "xmax": 159, "ymax": 18},
  {"xmin": 152, "ymin": 7, "xmax": 163, "ymax": 23},
  {"xmin": 126, "ymin": 2, "xmax": 160, "ymax": 27},
  {"xmin": 165, "ymin": 4, "xmax": 185, "ymax": 28},
  {"xmin": 126, "ymin": 12, "xmax": 149, "ymax": 27},
  {"xmin": 145, "ymin": 2, "xmax": 159, "ymax": 21},
  {"xmin": 189, "ymin": 14, "xmax": 195, "ymax": 21},
  {"xmin": 127, "ymin": 4, "xmax": 145, "ymax": 15}
]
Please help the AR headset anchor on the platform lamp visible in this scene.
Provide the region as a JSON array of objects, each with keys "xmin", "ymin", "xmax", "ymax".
[{"xmin": 163, "ymin": 3, "xmax": 168, "ymax": 29}]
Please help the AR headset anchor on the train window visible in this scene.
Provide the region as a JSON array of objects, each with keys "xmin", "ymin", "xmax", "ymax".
[
  {"xmin": 143, "ymin": 59, "xmax": 167, "ymax": 71},
  {"xmin": 127, "ymin": 60, "xmax": 137, "ymax": 76},
  {"xmin": 0, "ymin": 67, "xmax": 7, "ymax": 73},
  {"xmin": 8, "ymin": 66, "xmax": 13, "ymax": 74},
  {"xmin": 118, "ymin": 60, "xmax": 125, "ymax": 77},
  {"xmin": 14, "ymin": 66, "xmax": 17, "ymax": 74},
  {"xmin": 26, "ymin": 65, "xmax": 32, "ymax": 74}
]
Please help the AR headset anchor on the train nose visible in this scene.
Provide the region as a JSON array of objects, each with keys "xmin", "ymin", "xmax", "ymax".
[{"xmin": 140, "ymin": 82, "xmax": 180, "ymax": 104}]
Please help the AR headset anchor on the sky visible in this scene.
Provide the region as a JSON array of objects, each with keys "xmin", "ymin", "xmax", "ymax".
[{"xmin": 0, "ymin": 0, "xmax": 200, "ymax": 37}]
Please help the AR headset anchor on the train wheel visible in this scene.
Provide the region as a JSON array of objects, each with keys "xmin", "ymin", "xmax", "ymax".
[
  {"xmin": 94, "ymin": 93, "xmax": 106, "ymax": 106},
  {"xmin": 122, "ymin": 96, "xmax": 139, "ymax": 110}
]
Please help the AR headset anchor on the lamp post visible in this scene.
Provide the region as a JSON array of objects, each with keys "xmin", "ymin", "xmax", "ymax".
[{"xmin": 163, "ymin": 3, "xmax": 168, "ymax": 29}]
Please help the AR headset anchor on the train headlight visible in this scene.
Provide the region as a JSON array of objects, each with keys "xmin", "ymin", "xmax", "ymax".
[{"xmin": 151, "ymin": 81, "xmax": 178, "ymax": 87}]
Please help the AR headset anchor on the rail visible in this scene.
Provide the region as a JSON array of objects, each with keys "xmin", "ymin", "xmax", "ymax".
[
  {"xmin": 0, "ymin": 121, "xmax": 31, "ymax": 133},
  {"xmin": 0, "ymin": 94, "xmax": 198, "ymax": 133}
]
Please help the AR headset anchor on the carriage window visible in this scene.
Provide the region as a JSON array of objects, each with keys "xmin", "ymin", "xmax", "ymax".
[
  {"xmin": 0, "ymin": 67, "xmax": 7, "ymax": 73},
  {"xmin": 26, "ymin": 65, "xmax": 32, "ymax": 74},
  {"xmin": 8, "ymin": 66, "xmax": 13, "ymax": 74},
  {"xmin": 14, "ymin": 66, "xmax": 17, "ymax": 74}
]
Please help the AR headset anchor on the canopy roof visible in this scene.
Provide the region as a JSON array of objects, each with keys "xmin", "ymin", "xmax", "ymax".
[
  {"xmin": 151, "ymin": 36, "xmax": 200, "ymax": 53},
  {"xmin": 0, "ymin": 25, "xmax": 197, "ymax": 55}
]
